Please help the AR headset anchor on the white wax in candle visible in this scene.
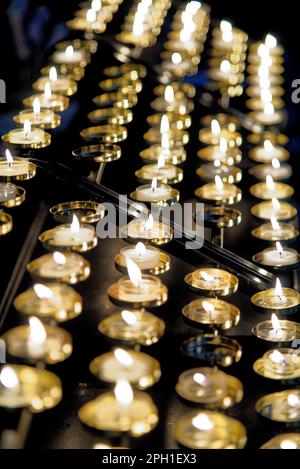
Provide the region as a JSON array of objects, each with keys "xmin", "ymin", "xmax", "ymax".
[
  {"xmin": 118, "ymin": 279, "xmax": 161, "ymax": 302},
  {"xmin": 53, "ymin": 225, "xmax": 95, "ymax": 246},
  {"xmin": 37, "ymin": 76, "xmax": 71, "ymax": 92},
  {"xmin": 120, "ymin": 247, "xmax": 160, "ymax": 270},
  {"xmin": 262, "ymin": 248, "xmax": 298, "ymax": 266},
  {"xmin": 127, "ymin": 221, "xmax": 168, "ymax": 239},
  {"xmin": 17, "ymin": 110, "xmax": 55, "ymax": 125},
  {"xmin": 135, "ymin": 184, "xmax": 173, "ymax": 202},
  {"xmin": 141, "ymin": 164, "xmax": 177, "ymax": 180},
  {"xmin": 100, "ymin": 355, "xmax": 150, "ymax": 382},
  {"xmin": 255, "ymin": 145, "xmax": 284, "ymax": 161},
  {"xmin": 252, "ymin": 165, "xmax": 291, "ymax": 180},
  {"xmin": 7, "ymin": 128, "xmax": 45, "ymax": 145},
  {"xmin": 254, "ymin": 111, "xmax": 283, "ymax": 125},
  {"xmin": 39, "ymin": 256, "xmax": 83, "ymax": 278},
  {"xmin": 53, "ymin": 50, "xmax": 84, "ymax": 64},
  {"xmin": 0, "ymin": 158, "xmax": 29, "ymax": 176}
]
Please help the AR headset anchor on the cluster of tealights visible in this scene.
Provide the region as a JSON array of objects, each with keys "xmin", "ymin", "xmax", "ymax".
[
  {"xmin": 116, "ymin": 0, "xmax": 170, "ymax": 48},
  {"xmin": 208, "ymin": 20, "xmax": 248, "ymax": 104},
  {"xmin": 160, "ymin": 1, "xmax": 210, "ymax": 78},
  {"xmin": 174, "ymin": 267, "xmax": 247, "ymax": 448},
  {"xmin": 67, "ymin": 0, "xmax": 123, "ymax": 35}
]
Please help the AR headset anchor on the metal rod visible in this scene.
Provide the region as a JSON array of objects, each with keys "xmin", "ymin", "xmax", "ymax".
[{"xmin": 95, "ymin": 162, "xmax": 106, "ymax": 185}]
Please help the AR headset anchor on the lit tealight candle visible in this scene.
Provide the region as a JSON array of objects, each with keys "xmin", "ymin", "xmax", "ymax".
[
  {"xmin": 252, "ymin": 102, "xmax": 283, "ymax": 126},
  {"xmin": 53, "ymin": 45, "xmax": 86, "ymax": 65},
  {"xmin": 251, "ymin": 278, "xmax": 300, "ymax": 314},
  {"xmin": 23, "ymin": 82, "xmax": 69, "ymax": 112},
  {"xmin": 132, "ymin": 176, "xmax": 178, "ymax": 204},
  {"xmin": 27, "ymin": 251, "xmax": 90, "ymax": 283},
  {"xmin": 118, "ymin": 242, "xmax": 161, "ymax": 270},
  {"xmin": 249, "ymin": 140, "xmax": 288, "ymax": 163},
  {"xmin": 249, "ymin": 158, "xmax": 292, "ymax": 181},
  {"xmin": 251, "ymin": 197, "xmax": 297, "ymax": 221},
  {"xmin": 2, "ymin": 119, "xmax": 50, "ymax": 148},
  {"xmin": 195, "ymin": 175, "xmax": 242, "ymax": 205},
  {"xmin": 250, "ymin": 175, "xmax": 294, "ymax": 200},
  {"xmin": 251, "ymin": 217, "xmax": 299, "ymax": 242},
  {"xmin": 51, "ymin": 214, "xmax": 96, "ymax": 249},
  {"xmin": 0, "ymin": 149, "xmax": 36, "ymax": 180},
  {"xmin": 254, "ymin": 241, "xmax": 299, "ymax": 268},
  {"xmin": 252, "ymin": 313, "xmax": 297, "ymax": 342},
  {"xmin": 33, "ymin": 66, "xmax": 77, "ymax": 96},
  {"xmin": 124, "ymin": 214, "xmax": 173, "ymax": 244}
]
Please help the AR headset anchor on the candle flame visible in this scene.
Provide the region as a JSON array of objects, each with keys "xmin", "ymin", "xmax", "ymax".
[
  {"xmin": 114, "ymin": 348, "xmax": 133, "ymax": 367},
  {"xmin": 186, "ymin": 1, "xmax": 201, "ymax": 14},
  {"xmin": 264, "ymin": 102, "xmax": 274, "ymax": 115},
  {"xmin": 143, "ymin": 214, "xmax": 154, "ymax": 231},
  {"xmin": 192, "ymin": 413, "xmax": 214, "ymax": 431},
  {"xmin": 86, "ymin": 8, "xmax": 96, "ymax": 23},
  {"xmin": 219, "ymin": 137, "xmax": 227, "ymax": 153},
  {"xmin": 114, "ymin": 379, "xmax": 133, "ymax": 405},
  {"xmin": 49, "ymin": 66, "xmax": 57, "ymax": 82},
  {"xmin": 135, "ymin": 241, "xmax": 146, "ymax": 257},
  {"xmin": 91, "ymin": 0, "xmax": 102, "ymax": 12},
  {"xmin": 271, "ymin": 313, "xmax": 282, "ymax": 339},
  {"xmin": 258, "ymin": 65, "xmax": 270, "ymax": 79},
  {"xmin": 193, "ymin": 372, "xmax": 207, "ymax": 385},
  {"xmin": 259, "ymin": 76, "xmax": 271, "ymax": 89},
  {"xmin": 215, "ymin": 175, "xmax": 224, "ymax": 191},
  {"xmin": 275, "ymin": 278, "xmax": 283, "ymax": 297},
  {"xmin": 133, "ymin": 17, "xmax": 144, "ymax": 37},
  {"xmin": 287, "ymin": 393, "xmax": 300, "ymax": 407},
  {"xmin": 200, "ymin": 271, "xmax": 214, "ymax": 282},
  {"xmin": 65, "ymin": 45, "xmax": 74, "ymax": 58},
  {"xmin": 29, "ymin": 316, "xmax": 47, "ymax": 346},
  {"xmin": 272, "ymin": 158, "xmax": 280, "ymax": 170},
  {"xmin": 202, "ymin": 300, "xmax": 215, "ymax": 315},
  {"xmin": 161, "ymin": 132, "xmax": 170, "ymax": 152},
  {"xmin": 280, "ymin": 440, "xmax": 298, "ymax": 450},
  {"xmin": 121, "ymin": 310, "xmax": 137, "ymax": 325},
  {"xmin": 23, "ymin": 119, "xmax": 31, "ymax": 138},
  {"xmin": 269, "ymin": 349, "xmax": 284, "ymax": 364},
  {"xmin": 220, "ymin": 20, "xmax": 232, "ymax": 33},
  {"xmin": 266, "ymin": 174, "xmax": 275, "ymax": 190},
  {"xmin": 258, "ymin": 43, "xmax": 270, "ymax": 59},
  {"xmin": 211, "ymin": 119, "xmax": 221, "ymax": 135},
  {"xmin": 44, "ymin": 81, "xmax": 52, "ymax": 100},
  {"xmin": 272, "ymin": 197, "xmax": 281, "ymax": 210},
  {"xmin": 220, "ymin": 60, "xmax": 231, "ymax": 74},
  {"xmin": 151, "ymin": 177, "xmax": 158, "ymax": 191},
  {"xmin": 53, "ymin": 251, "xmax": 66, "ymax": 266},
  {"xmin": 260, "ymin": 88, "xmax": 272, "ymax": 103},
  {"xmin": 270, "ymin": 216, "xmax": 280, "ymax": 231},
  {"xmin": 5, "ymin": 149, "xmax": 13, "ymax": 166},
  {"xmin": 275, "ymin": 241, "xmax": 283, "ymax": 254},
  {"xmin": 33, "ymin": 97, "xmax": 41, "ymax": 117},
  {"xmin": 0, "ymin": 366, "xmax": 19, "ymax": 389},
  {"xmin": 33, "ymin": 283, "xmax": 53, "ymax": 300},
  {"xmin": 71, "ymin": 214, "xmax": 80, "ymax": 234},
  {"xmin": 265, "ymin": 34, "xmax": 277, "ymax": 49},
  {"xmin": 172, "ymin": 52, "xmax": 182, "ymax": 65},
  {"xmin": 126, "ymin": 258, "xmax": 142, "ymax": 287},
  {"xmin": 180, "ymin": 28, "xmax": 191, "ymax": 42},
  {"xmin": 165, "ymin": 85, "xmax": 175, "ymax": 105},
  {"xmin": 160, "ymin": 114, "xmax": 170, "ymax": 134},
  {"xmin": 214, "ymin": 159, "xmax": 221, "ymax": 168},
  {"xmin": 157, "ymin": 152, "xmax": 166, "ymax": 169}
]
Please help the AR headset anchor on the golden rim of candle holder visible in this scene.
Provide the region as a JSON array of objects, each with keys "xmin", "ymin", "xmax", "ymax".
[
  {"xmin": 245, "ymin": 97, "xmax": 285, "ymax": 112},
  {"xmin": 114, "ymin": 251, "xmax": 170, "ymax": 275},
  {"xmin": 50, "ymin": 200, "xmax": 105, "ymax": 224},
  {"xmin": 248, "ymin": 147, "xmax": 290, "ymax": 163},
  {"xmin": 251, "ymin": 201, "xmax": 297, "ymax": 222},
  {"xmin": 198, "ymin": 129, "xmax": 242, "ymax": 147},
  {"xmin": 39, "ymin": 225, "xmax": 98, "ymax": 253},
  {"xmin": 98, "ymin": 309, "xmax": 165, "ymax": 346},
  {"xmin": 260, "ymin": 433, "xmax": 300, "ymax": 449},
  {"xmin": 251, "ymin": 223, "xmax": 299, "ymax": 243},
  {"xmin": 184, "ymin": 268, "xmax": 239, "ymax": 296},
  {"xmin": 80, "ymin": 125, "xmax": 127, "ymax": 143},
  {"xmin": 249, "ymin": 182, "xmax": 294, "ymax": 200},
  {"xmin": 0, "ymin": 158, "xmax": 36, "ymax": 181},
  {"xmin": 249, "ymin": 110, "xmax": 285, "ymax": 126},
  {"xmin": 182, "ymin": 298, "xmax": 240, "ymax": 331},
  {"xmin": 200, "ymin": 113, "xmax": 239, "ymax": 128},
  {"xmin": 153, "ymin": 83, "xmax": 196, "ymax": 98},
  {"xmin": 130, "ymin": 187, "xmax": 180, "ymax": 207},
  {"xmin": 150, "ymin": 97, "xmax": 194, "ymax": 114},
  {"xmin": 1, "ymin": 131, "xmax": 51, "ymax": 150},
  {"xmin": 181, "ymin": 333, "xmax": 242, "ymax": 367},
  {"xmin": 32, "ymin": 77, "xmax": 77, "ymax": 96},
  {"xmin": 13, "ymin": 110, "xmax": 61, "ymax": 130},
  {"xmin": 72, "ymin": 143, "xmax": 121, "ymax": 164},
  {"xmin": 93, "ymin": 92, "xmax": 138, "ymax": 109},
  {"xmin": 107, "ymin": 282, "xmax": 168, "ymax": 309},
  {"xmin": 194, "ymin": 183, "xmax": 242, "ymax": 206},
  {"xmin": 0, "ymin": 364, "xmax": 62, "ymax": 411},
  {"xmin": 143, "ymin": 128, "xmax": 189, "ymax": 146},
  {"xmin": 175, "ymin": 410, "xmax": 247, "ymax": 449},
  {"xmin": 0, "ymin": 211, "xmax": 13, "ymax": 235},
  {"xmin": 140, "ymin": 145, "xmax": 186, "ymax": 165},
  {"xmin": 255, "ymin": 389, "xmax": 300, "ymax": 423},
  {"xmin": 78, "ymin": 391, "xmax": 159, "ymax": 436},
  {"xmin": 89, "ymin": 350, "xmax": 161, "ymax": 389},
  {"xmin": 253, "ymin": 348, "xmax": 300, "ymax": 381},
  {"xmin": 196, "ymin": 165, "xmax": 242, "ymax": 184},
  {"xmin": 115, "ymin": 31, "xmax": 157, "ymax": 48},
  {"xmin": 2, "ymin": 325, "xmax": 73, "ymax": 365},
  {"xmin": 55, "ymin": 38, "xmax": 97, "ymax": 54},
  {"xmin": 23, "ymin": 94, "xmax": 69, "ymax": 112},
  {"xmin": 103, "ymin": 64, "xmax": 147, "ymax": 78},
  {"xmin": 14, "ymin": 283, "xmax": 83, "ymax": 322},
  {"xmin": 252, "ymin": 249, "xmax": 300, "ymax": 272},
  {"xmin": 247, "ymin": 131, "xmax": 288, "ymax": 146},
  {"xmin": 195, "ymin": 207, "xmax": 242, "ymax": 230},
  {"xmin": 252, "ymin": 319, "xmax": 300, "ymax": 343},
  {"xmin": 135, "ymin": 165, "xmax": 183, "ymax": 185},
  {"xmin": 121, "ymin": 221, "xmax": 173, "ymax": 246},
  {"xmin": 99, "ymin": 77, "xmax": 142, "ymax": 94},
  {"xmin": 146, "ymin": 113, "xmax": 192, "ymax": 130},
  {"xmin": 0, "ymin": 186, "xmax": 26, "ymax": 207},
  {"xmin": 87, "ymin": 108, "xmax": 133, "ymax": 125},
  {"xmin": 251, "ymin": 288, "xmax": 300, "ymax": 315},
  {"xmin": 175, "ymin": 367, "xmax": 243, "ymax": 408},
  {"xmin": 41, "ymin": 64, "xmax": 85, "ymax": 81},
  {"xmin": 27, "ymin": 252, "xmax": 91, "ymax": 284},
  {"xmin": 249, "ymin": 163, "xmax": 292, "ymax": 181},
  {"xmin": 196, "ymin": 146, "xmax": 242, "ymax": 165},
  {"xmin": 66, "ymin": 17, "xmax": 107, "ymax": 34}
]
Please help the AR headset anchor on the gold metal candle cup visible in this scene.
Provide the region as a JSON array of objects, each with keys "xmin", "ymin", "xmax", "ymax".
[
  {"xmin": 196, "ymin": 163, "xmax": 242, "ymax": 184},
  {"xmin": 251, "ymin": 222, "xmax": 299, "ymax": 243},
  {"xmin": 246, "ymin": 85, "xmax": 285, "ymax": 99},
  {"xmin": 87, "ymin": 108, "xmax": 133, "ymax": 125},
  {"xmin": 251, "ymin": 201, "xmax": 297, "ymax": 222},
  {"xmin": 115, "ymin": 31, "xmax": 157, "ymax": 48},
  {"xmin": 78, "ymin": 391, "xmax": 158, "ymax": 436},
  {"xmin": 122, "ymin": 219, "xmax": 173, "ymax": 246},
  {"xmin": 130, "ymin": 185, "xmax": 180, "ymax": 207},
  {"xmin": 249, "ymin": 181, "xmax": 294, "ymax": 200},
  {"xmin": 50, "ymin": 200, "xmax": 105, "ymax": 224},
  {"xmin": 32, "ymin": 77, "xmax": 77, "ymax": 96},
  {"xmin": 252, "ymin": 319, "xmax": 299, "ymax": 343},
  {"xmin": 175, "ymin": 368, "xmax": 243, "ymax": 408},
  {"xmin": 182, "ymin": 298, "xmax": 240, "ymax": 331},
  {"xmin": 103, "ymin": 64, "xmax": 147, "ymax": 79},
  {"xmin": 181, "ymin": 334, "xmax": 242, "ymax": 367},
  {"xmin": 41, "ymin": 64, "xmax": 85, "ymax": 82},
  {"xmin": 80, "ymin": 125, "xmax": 127, "ymax": 143},
  {"xmin": 39, "ymin": 224, "xmax": 98, "ymax": 253},
  {"xmin": 140, "ymin": 145, "xmax": 186, "ymax": 165},
  {"xmin": 0, "ymin": 365, "xmax": 62, "ymax": 411},
  {"xmin": 150, "ymin": 96, "xmax": 194, "ymax": 114},
  {"xmin": 98, "ymin": 309, "xmax": 165, "ymax": 346},
  {"xmin": 135, "ymin": 164, "xmax": 183, "ymax": 185},
  {"xmin": 195, "ymin": 207, "xmax": 242, "ymax": 230},
  {"xmin": 249, "ymin": 110, "xmax": 285, "ymax": 126},
  {"xmin": 200, "ymin": 113, "xmax": 239, "ymax": 128},
  {"xmin": 2, "ymin": 325, "xmax": 72, "ymax": 364},
  {"xmin": 107, "ymin": 275, "xmax": 168, "ymax": 309},
  {"xmin": 0, "ymin": 186, "xmax": 25, "ymax": 208},
  {"xmin": 175, "ymin": 410, "xmax": 247, "ymax": 449},
  {"xmin": 54, "ymin": 37, "xmax": 96, "ymax": 55},
  {"xmin": 255, "ymin": 389, "xmax": 300, "ymax": 423},
  {"xmin": 0, "ymin": 157, "xmax": 36, "ymax": 181},
  {"xmin": 146, "ymin": 113, "xmax": 191, "ymax": 130},
  {"xmin": 27, "ymin": 252, "xmax": 90, "ymax": 284},
  {"xmin": 13, "ymin": 109, "xmax": 61, "ymax": 130},
  {"xmin": 198, "ymin": 128, "xmax": 242, "ymax": 147},
  {"xmin": 184, "ymin": 268, "xmax": 239, "ymax": 297},
  {"xmin": 72, "ymin": 144, "xmax": 121, "ymax": 164},
  {"xmin": 66, "ymin": 17, "xmax": 107, "ymax": 34},
  {"xmin": 23, "ymin": 93, "xmax": 69, "ymax": 112},
  {"xmin": 114, "ymin": 250, "xmax": 170, "ymax": 275},
  {"xmin": 248, "ymin": 146, "xmax": 289, "ymax": 164},
  {"xmin": 251, "ymin": 288, "xmax": 300, "ymax": 315},
  {"xmin": 194, "ymin": 182, "xmax": 242, "ymax": 206},
  {"xmin": 246, "ymin": 97, "xmax": 284, "ymax": 112},
  {"xmin": 260, "ymin": 433, "xmax": 300, "ymax": 449},
  {"xmin": 2, "ymin": 129, "xmax": 51, "ymax": 150},
  {"xmin": 14, "ymin": 283, "xmax": 83, "ymax": 322},
  {"xmin": 197, "ymin": 146, "xmax": 242, "ymax": 165},
  {"xmin": 254, "ymin": 348, "xmax": 300, "ymax": 381},
  {"xmin": 89, "ymin": 350, "xmax": 161, "ymax": 389},
  {"xmin": 249, "ymin": 163, "xmax": 292, "ymax": 181},
  {"xmin": 99, "ymin": 77, "xmax": 142, "ymax": 94},
  {"xmin": 253, "ymin": 248, "xmax": 300, "ymax": 272},
  {"xmin": 143, "ymin": 127, "xmax": 189, "ymax": 146},
  {"xmin": 93, "ymin": 92, "xmax": 138, "ymax": 109},
  {"xmin": 0, "ymin": 211, "xmax": 13, "ymax": 235},
  {"xmin": 153, "ymin": 83, "xmax": 196, "ymax": 99}
]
